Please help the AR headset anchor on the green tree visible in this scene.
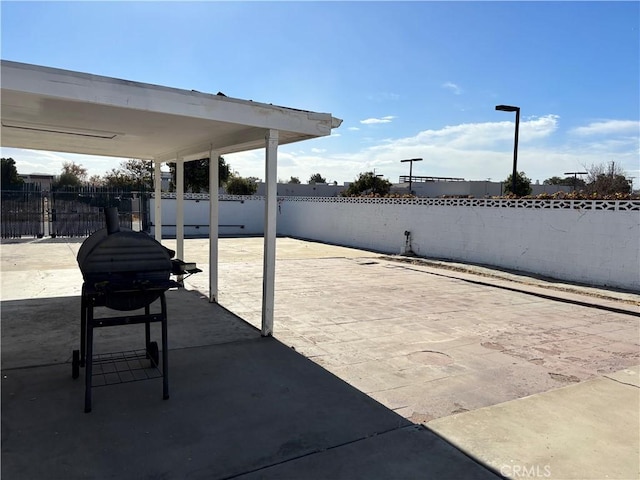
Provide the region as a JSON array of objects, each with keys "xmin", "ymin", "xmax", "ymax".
[
  {"xmin": 88, "ymin": 174, "xmax": 104, "ymax": 187},
  {"xmin": 544, "ymin": 175, "xmax": 586, "ymax": 190},
  {"xmin": 308, "ymin": 173, "xmax": 326, "ymax": 184},
  {"xmin": 168, "ymin": 157, "xmax": 230, "ymax": 193},
  {"xmin": 56, "ymin": 172, "xmax": 82, "ymax": 187},
  {"xmin": 102, "ymin": 168, "xmax": 129, "ymax": 189},
  {"xmin": 584, "ymin": 161, "xmax": 631, "ymax": 195},
  {"xmin": 225, "ymin": 175, "xmax": 258, "ymax": 195},
  {"xmin": 543, "ymin": 176, "xmax": 561, "ymax": 185},
  {"xmin": 102, "ymin": 159, "xmax": 153, "ymax": 189},
  {"xmin": 54, "ymin": 161, "xmax": 87, "ymax": 187},
  {"xmin": 122, "ymin": 159, "xmax": 152, "ymax": 189},
  {"xmin": 342, "ymin": 172, "xmax": 392, "ymax": 196},
  {"xmin": 503, "ymin": 171, "xmax": 532, "ymax": 196},
  {"xmin": 288, "ymin": 176, "xmax": 301, "ymax": 184},
  {"xmin": 63, "ymin": 161, "xmax": 87, "ymax": 181},
  {"xmin": 1, "ymin": 157, "xmax": 24, "ymax": 189}
]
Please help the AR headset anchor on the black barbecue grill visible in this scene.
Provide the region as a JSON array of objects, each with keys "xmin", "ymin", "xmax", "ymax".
[{"xmin": 72, "ymin": 207, "xmax": 199, "ymax": 412}]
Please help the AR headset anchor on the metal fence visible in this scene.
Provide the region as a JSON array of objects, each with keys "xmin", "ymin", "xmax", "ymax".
[
  {"xmin": 1, "ymin": 186, "xmax": 150, "ymax": 239},
  {"xmin": 1, "ymin": 185, "xmax": 44, "ymax": 238}
]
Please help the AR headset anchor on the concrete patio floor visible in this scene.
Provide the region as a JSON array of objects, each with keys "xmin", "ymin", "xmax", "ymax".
[{"xmin": 1, "ymin": 236, "xmax": 638, "ymax": 479}]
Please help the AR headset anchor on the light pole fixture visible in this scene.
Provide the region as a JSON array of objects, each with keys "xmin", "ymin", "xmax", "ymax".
[
  {"xmin": 495, "ymin": 105, "xmax": 520, "ymax": 196},
  {"xmin": 564, "ymin": 171, "xmax": 588, "ymax": 192},
  {"xmin": 400, "ymin": 158, "xmax": 423, "ymax": 194}
]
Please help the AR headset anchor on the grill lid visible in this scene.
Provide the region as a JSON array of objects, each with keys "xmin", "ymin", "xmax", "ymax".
[
  {"xmin": 77, "ymin": 207, "xmax": 175, "ymax": 311},
  {"xmin": 77, "ymin": 227, "xmax": 172, "ymax": 280}
]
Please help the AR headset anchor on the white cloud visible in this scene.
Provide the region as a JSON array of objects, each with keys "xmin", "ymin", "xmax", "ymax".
[
  {"xmin": 575, "ymin": 138, "xmax": 639, "ymax": 153},
  {"xmin": 522, "ymin": 114, "xmax": 560, "ymax": 139},
  {"xmin": 385, "ymin": 115, "xmax": 559, "ymax": 150},
  {"xmin": 367, "ymin": 92, "xmax": 400, "ymax": 102},
  {"xmin": 6, "ymin": 115, "xmax": 637, "ymax": 190},
  {"xmin": 570, "ymin": 120, "xmax": 640, "ymax": 136},
  {"xmin": 442, "ymin": 81, "xmax": 463, "ymax": 95},
  {"xmin": 227, "ymin": 112, "xmax": 636, "ymax": 186},
  {"xmin": 246, "ymin": 114, "xmax": 634, "ymax": 186},
  {"xmin": 360, "ymin": 116, "xmax": 396, "ymax": 125},
  {"xmin": 0, "ymin": 147, "xmax": 136, "ymax": 177},
  {"xmin": 348, "ymin": 127, "xmax": 360, "ymax": 131}
]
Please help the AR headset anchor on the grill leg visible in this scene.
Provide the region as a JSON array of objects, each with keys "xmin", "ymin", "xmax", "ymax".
[
  {"xmin": 161, "ymin": 293, "xmax": 169, "ymax": 400},
  {"xmin": 84, "ymin": 304, "xmax": 94, "ymax": 413},
  {"xmin": 80, "ymin": 289, "xmax": 87, "ymax": 368},
  {"xmin": 144, "ymin": 303, "xmax": 151, "ymax": 356}
]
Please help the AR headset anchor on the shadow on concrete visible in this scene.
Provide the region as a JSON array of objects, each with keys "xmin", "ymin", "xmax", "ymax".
[{"xmin": 1, "ymin": 289, "xmax": 500, "ymax": 479}]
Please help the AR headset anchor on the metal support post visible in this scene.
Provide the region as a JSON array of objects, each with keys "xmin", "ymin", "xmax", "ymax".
[
  {"xmin": 262, "ymin": 129, "xmax": 279, "ymax": 336},
  {"xmin": 176, "ymin": 157, "xmax": 184, "ymax": 283},
  {"xmin": 154, "ymin": 160, "xmax": 162, "ymax": 241},
  {"xmin": 209, "ymin": 149, "xmax": 219, "ymax": 303}
]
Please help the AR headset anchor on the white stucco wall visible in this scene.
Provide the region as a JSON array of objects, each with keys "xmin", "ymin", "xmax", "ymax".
[
  {"xmin": 149, "ymin": 195, "xmax": 639, "ymax": 291},
  {"xmin": 277, "ymin": 198, "xmax": 640, "ymax": 291},
  {"xmin": 150, "ymin": 196, "xmax": 264, "ymax": 237}
]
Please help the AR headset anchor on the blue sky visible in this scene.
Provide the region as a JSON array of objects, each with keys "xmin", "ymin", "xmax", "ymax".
[{"xmin": 2, "ymin": 1, "xmax": 639, "ymax": 187}]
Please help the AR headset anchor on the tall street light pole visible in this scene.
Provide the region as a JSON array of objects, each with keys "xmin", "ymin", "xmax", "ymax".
[
  {"xmin": 374, "ymin": 174, "xmax": 384, "ymax": 195},
  {"xmin": 495, "ymin": 105, "xmax": 520, "ymax": 196},
  {"xmin": 401, "ymin": 158, "xmax": 423, "ymax": 195}
]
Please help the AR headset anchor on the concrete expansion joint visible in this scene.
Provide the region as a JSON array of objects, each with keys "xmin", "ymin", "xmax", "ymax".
[
  {"xmin": 221, "ymin": 425, "xmax": 413, "ymax": 480},
  {"xmin": 380, "ymin": 256, "xmax": 640, "ymax": 317},
  {"xmin": 603, "ymin": 371, "xmax": 640, "ymax": 389},
  {"xmin": 2, "ymin": 360, "xmax": 70, "ymax": 372},
  {"xmin": 606, "ymin": 377, "xmax": 640, "ymax": 388},
  {"xmin": 171, "ymin": 336, "xmax": 265, "ymax": 352}
]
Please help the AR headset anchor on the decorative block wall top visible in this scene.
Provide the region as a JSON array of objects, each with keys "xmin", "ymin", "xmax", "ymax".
[
  {"xmin": 157, "ymin": 193, "xmax": 252, "ymax": 201},
  {"xmin": 276, "ymin": 196, "xmax": 640, "ymax": 211},
  {"xmin": 153, "ymin": 193, "xmax": 640, "ymax": 211}
]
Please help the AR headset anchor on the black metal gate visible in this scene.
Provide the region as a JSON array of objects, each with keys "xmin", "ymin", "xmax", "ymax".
[
  {"xmin": 0, "ymin": 185, "xmax": 44, "ymax": 238},
  {"xmin": 1, "ymin": 186, "xmax": 150, "ymax": 239}
]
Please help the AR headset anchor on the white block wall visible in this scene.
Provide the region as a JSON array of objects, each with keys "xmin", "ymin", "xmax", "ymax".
[
  {"xmin": 149, "ymin": 196, "xmax": 640, "ymax": 291},
  {"xmin": 150, "ymin": 197, "xmax": 264, "ymax": 237},
  {"xmin": 277, "ymin": 198, "xmax": 640, "ymax": 291}
]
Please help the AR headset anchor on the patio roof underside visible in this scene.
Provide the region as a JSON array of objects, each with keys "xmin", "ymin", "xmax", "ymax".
[{"xmin": 0, "ymin": 60, "xmax": 341, "ymax": 162}]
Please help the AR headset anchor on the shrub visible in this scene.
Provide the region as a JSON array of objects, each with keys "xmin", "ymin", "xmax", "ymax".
[{"xmin": 225, "ymin": 176, "xmax": 257, "ymax": 195}]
